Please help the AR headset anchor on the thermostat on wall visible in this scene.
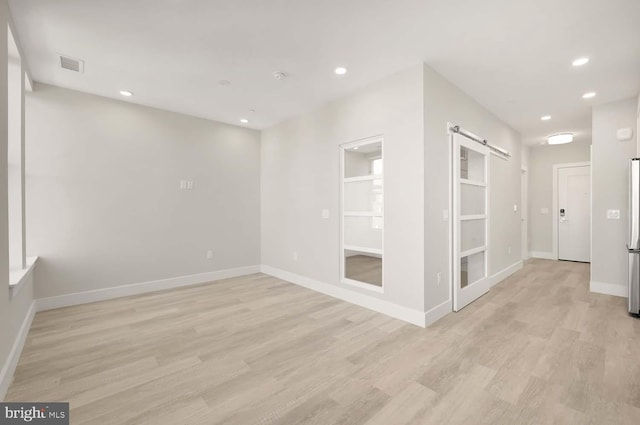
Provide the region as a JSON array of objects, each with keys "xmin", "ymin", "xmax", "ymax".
[{"xmin": 617, "ymin": 128, "xmax": 633, "ymax": 141}]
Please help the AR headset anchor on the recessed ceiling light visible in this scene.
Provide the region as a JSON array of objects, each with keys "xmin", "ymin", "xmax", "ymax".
[
  {"xmin": 352, "ymin": 146, "xmax": 359, "ymax": 150},
  {"xmin": 572, "ymin": 57, "xmax": 589, "ymax": 67},
  {"xmin": 541, "ymin": 115, "xmax": 552, "ymax": 121},
  {"xmin": 582, "ymin": 92, "xmax": 596, "ymax": 99},
  {"xmin": 548, "ymin": 133, "xmax": 574, "ymax": 145},
  {"xmin": 334, "ymin": 67, "xmax": 348, "ymax": 75},
  {"xmin": 119, "ymin": 90, "xmax": 133, "ymax": 97},
  {"xmin": 240, "ymin": 118, "xmax": 249, "ymax": 124}
]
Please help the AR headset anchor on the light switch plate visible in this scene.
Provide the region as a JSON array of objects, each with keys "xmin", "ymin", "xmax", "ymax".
[
  {"xmin": 321, "ymin": 209, "xmax": 330, "ymax": 219},
  {"xmin": 607, "ymin": 209, "xmax": 621, "ymax": 220},
  {"xmin": 513, "ymin": 204, "xmax": 518, "ymax": 212}
]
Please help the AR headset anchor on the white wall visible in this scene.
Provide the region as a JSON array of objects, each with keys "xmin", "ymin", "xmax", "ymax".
[
  {"xmin": 637, "ymin": 93, "xmax": 640, "ymax": 156},
  {"xmin": 261, "ymin": 63, "xmax": 524, "ymax": 321},
  {"xmin": 26, "ymin": 84, "xmax": 261, "ymax": 299},
  {"xmin": 592, "ymin": 97, "xmax": 638, "ymax": 294},
  {"xmin": 422, "ymin": 64, "xmax": 522, "ymax": 312},
  {"xmin": 528, "ymin": 142, "xmax": 591, "ymax": 256},
  {"xmin": 261, "ymin": 65, "xmax": 425, "ymax": 313}
]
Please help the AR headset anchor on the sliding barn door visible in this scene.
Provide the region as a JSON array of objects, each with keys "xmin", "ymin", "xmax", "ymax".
[{"xmin": 452, "ymin": 133, "xmax": 490, "ymax": 311}]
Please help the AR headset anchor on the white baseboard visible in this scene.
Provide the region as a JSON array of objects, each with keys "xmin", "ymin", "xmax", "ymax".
[
  {"xmin": 530, "ymin": 251, "xmax": 556, "ymax": 260},
  {"xmin": 0, "ymin": 301, "xmax": 36, "ymax": 401},
  {"xmin": 489, "ymin": 260, "xmax": 524, "ymax": 287},
  {"xmin": 590, "ymin": 280, "xmax": 627, "ymax": 298},
  {"xmin": 260, "ymin": 265, "xmax": 426, "ymax": 327},
  {"xmin": 424, "ymin": 299, "xmax": 452, "ymax": 326},
  {"xmin": 36, "ymin": 265, "xmax": 261, "ymax": 312}
]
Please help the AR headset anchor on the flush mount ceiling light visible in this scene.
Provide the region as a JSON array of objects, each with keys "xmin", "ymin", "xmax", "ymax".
[
  {"xmin": 541, "ymin": 115, "xmax": 552, "ymax": 121},
  {"xmin": 240, "ymin": 118, "xmax": 249, "ymax": 124},
  {"xmin": 119, "ymin": 90, "xmax": 133, "ymax": 97},
  {"xmin": 352, "ymin": 146, "xmax": 359, "ymax": 150},
  {"xmin": 548, "ymin": 133, "xmax": 574, "ymax": 145},
  {"xmin": 334, "ymin": 67, "xmax": 347, "ymax": 75},
  {"xmin": 582, "ymin": 92, "xmax": 596, "ymax": 99},
  {"xmin": 572, "ymin": 57, "xmax": 589, "ymax": 67}
]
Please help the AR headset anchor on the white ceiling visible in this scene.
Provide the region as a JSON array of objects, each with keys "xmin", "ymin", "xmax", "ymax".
[{"xmin": 8, "ymin": 0, "xmax": 640, "ymax": 145}]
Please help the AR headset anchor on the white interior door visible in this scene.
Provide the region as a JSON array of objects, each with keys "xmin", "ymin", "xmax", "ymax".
[
  {"xmin": 453, "ymin": 133, "xmax": 490, "ymax": 311},
  {"xmin": 558, "ymin": 165, "xmax": 590, "ymax": 262}
]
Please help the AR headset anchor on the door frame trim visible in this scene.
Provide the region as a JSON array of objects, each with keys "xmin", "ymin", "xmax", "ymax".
[
  {"xmin": 552, "ymin": 161, "xmax": 591, "ymax": 261},
  {"xmin": 521, "ymin": 166, "xmax": 529, "ymax": 260}
]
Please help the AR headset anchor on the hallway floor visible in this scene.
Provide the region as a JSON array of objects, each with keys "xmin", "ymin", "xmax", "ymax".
[{"xmin": 7, "ymin": 259, "xmax": 640, "ymax": 424}]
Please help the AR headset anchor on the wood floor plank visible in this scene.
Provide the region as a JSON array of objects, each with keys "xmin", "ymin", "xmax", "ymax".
[{"xmin": 6, "ymin": 259, "xmax": 640, "ymax": 424}]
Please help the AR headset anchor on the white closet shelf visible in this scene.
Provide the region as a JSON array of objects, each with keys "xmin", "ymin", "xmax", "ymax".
[
  {"xmin": 344, "ymin": 211, "xmax": 384, "ymax": 217},
  {"xmin": 460, "ymin": 246, "xmax": 486, "ymax": 258},
  {"xmin": 344, "ymin": 175, "xmax": 384, "ymax": 183},
  {"xmin": 343, "ymin": 245, "xmax": 383, "ymax": 255},
  {"xmin": 460, "ymin": 214, "xmax": 487, "ymax": 221},
  {"xmin": 460, "ymin": 178, "xmax": 486, "ymax": 187}
]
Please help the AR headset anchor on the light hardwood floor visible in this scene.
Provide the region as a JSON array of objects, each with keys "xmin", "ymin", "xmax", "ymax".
[{"xmin": 7, "ymin": 259, "xmax": 640, "ymax": 424}]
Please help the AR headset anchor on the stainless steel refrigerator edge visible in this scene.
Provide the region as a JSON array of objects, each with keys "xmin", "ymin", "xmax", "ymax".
[{"xmin": 628, "ymin": 158, "xmax": 640, "ymax": 314}]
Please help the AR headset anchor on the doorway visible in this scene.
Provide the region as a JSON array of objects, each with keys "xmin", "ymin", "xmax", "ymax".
[
  {"xmin": 554, "ymin": 163, "xmax": 591, "ymax": 262},
  {"xmin": 340, "ymin": 137, "xmax": 384, "ymax": 292}
]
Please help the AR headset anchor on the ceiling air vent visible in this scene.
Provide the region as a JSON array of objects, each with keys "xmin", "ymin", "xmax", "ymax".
[{"xmin": 59, "ymin": 55, "xmax": 84, "ymax": 73}]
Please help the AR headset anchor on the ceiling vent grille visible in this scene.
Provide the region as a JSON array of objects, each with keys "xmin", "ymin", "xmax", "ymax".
[{"xmin": 59, "ymin": 55, "xmax": 84, "ymax": 73}]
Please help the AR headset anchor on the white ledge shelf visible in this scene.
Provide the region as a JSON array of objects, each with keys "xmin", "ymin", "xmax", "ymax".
[
  {"xmin": 9, "ymin": 256, "xmax": 38, "ymax": 298},
  {"xmin": 344, "ymin": 211, "xmax": 384, "ymax": 217},
  {"xmin": 460, "ymin": 246, "xmax": 486, "ymax": 258},
  {"xmin": 344, "ymin": 175, "xmax": 383, "ymax": 183},
  {"xmin": 459, "ymin": 178, "xmax": 486, "ymax": 187},
  {"xmin": 343, "ymin": 245, "xmax": 383, "ymax": 255}
]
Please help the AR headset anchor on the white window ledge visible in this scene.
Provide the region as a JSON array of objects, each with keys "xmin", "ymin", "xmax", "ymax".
[{"xmin": 9, "ymin": 256, "xmax": 38, "ymax": 298}]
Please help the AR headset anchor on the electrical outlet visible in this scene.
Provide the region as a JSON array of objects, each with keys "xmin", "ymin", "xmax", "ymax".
[
  {"xmin": 607, "ymin": 209, "xmax": 620, "ymax": 220},
  {"xmin": 206, "ymin": 250, "xmax": 213, "ymax": 260},
  {"xmin": 292, "ymin": 252, "xmax": 298, "ymax": 261},
  {"xmin": 436, "ymin": 272, "xmax": 442, "ymax": 285}
]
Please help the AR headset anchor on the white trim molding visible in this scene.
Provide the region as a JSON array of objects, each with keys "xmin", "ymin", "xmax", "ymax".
[
  {"xmin": 261, "ymin": 265, "xmax": 426, "ymax": 327},
  {"xmin": 36, "ymin": 265, "xmax": 261, "ymax": 312},
  {"xmin": 424, "ymin": 299, "xmax": 452, "ymax": 326},
  {"xmin": 489, "ymin": 260, "xmax": 524, "ymax": 287},
  {"xmin": 530, "ymin": 251, "xmax": 556, "ymax": 260},
  {"xmin": 0, "ymin": 301, "xmax": 36, "ymax": 401},
  {"xmin": 590, "ymin": 281, "xmax": 627, "ymax": 298}
]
